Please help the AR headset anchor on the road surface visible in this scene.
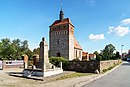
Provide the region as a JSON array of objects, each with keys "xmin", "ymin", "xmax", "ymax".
[{"xmin": 83, "ymin": 61, "xmax": 130, "ymax": 87}]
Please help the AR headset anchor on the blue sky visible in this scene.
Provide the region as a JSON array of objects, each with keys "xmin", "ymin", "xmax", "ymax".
[{"xmin": 0, "ymin": 0, "xmax": 130, "ymax": 53}]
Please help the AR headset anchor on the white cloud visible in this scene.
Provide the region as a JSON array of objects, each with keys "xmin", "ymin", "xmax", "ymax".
[
  {"xmin": 108, "ymin": 25, "xmax": 130, "ymax": 37},
  {"xmin": 121, "ymin": 18, "xmax": 130, "ymax": 25},
  {"xmin": 89, "ymin": 34, "xmax": 105, "ymax": 41}
]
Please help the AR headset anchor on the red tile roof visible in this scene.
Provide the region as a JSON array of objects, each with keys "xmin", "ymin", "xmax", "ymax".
[
  {"xmin": 50, "ymin": 18, "xmax": 73, "ymax": 26},
  {"xmin": 82, "ymin": 52, "xmax": 88, "ymax": 57},
  {"xmin": 74, "ymin": 38, "xmax": 82, "ymax": 50},
  {"xmin": 89, "ymin": 54, "xmax": 96, "ymax": 58}
]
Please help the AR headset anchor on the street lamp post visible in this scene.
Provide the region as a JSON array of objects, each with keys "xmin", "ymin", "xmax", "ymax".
[{"xmin": 121, "ymin": 45, "xmax": 124, "ymax": 60}]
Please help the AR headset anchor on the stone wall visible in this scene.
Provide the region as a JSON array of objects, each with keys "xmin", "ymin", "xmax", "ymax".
[
  {"xmin": 64, "ymin": 61, "xmax": 100, "ymax": 73},
  {"xmin": 100, "ymin": 60, "xmax": 122, "ymax": 72},
  {"xmin": 64, "ymin": 60, "xmax": 122, "ymax": 73}
]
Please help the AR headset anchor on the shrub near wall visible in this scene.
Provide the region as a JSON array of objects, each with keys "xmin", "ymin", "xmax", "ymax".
[{"xmin": 49, "ymin": 57, "xmax": 69, "ymax": 67}]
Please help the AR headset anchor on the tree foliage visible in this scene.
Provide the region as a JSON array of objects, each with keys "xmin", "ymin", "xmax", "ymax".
[
  {"xmin": 33, "ymin": 47, "xmax": 40, "ymax": 55},
  {"xmin": 49, "ymin": 57, "xmax": 69, "ymax": 67},
  {"xmin": 0, "ymin": 38, "xmax": 33, "ymax": 60},
  {"xmin": 115, "ymin": 51, "xmax": 121, "ymax": 59},
  {"xmin": 102, "ymin": 44, "xmax": 116, "ymax": 60},
  {"xmin": 93, "ymin": 51, "xmax": 100, "ymax": 61},
  {"xmin": 94, "ymin": 44, "xmax": 117, "ymax": 61}
]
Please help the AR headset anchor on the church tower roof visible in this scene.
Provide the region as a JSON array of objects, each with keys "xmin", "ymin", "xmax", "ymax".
[
  {"xmin": 59, "ymin": 0, "xmax": 64, "ymax": 22},
  {"xmin": 50, "ymin": 2, "xmax": 73, "ymax": 27},
  {"xmin": 59, "ymin": 9, "xmax": 64, "ymax": 22},
  {"xmin": 50, "ymin": 18, "xmax": 73, "ymax": 27}
]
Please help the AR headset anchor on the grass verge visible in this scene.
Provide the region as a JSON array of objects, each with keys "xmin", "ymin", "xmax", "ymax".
[
  {"xmin": 102, "ymin": 62, "xmax": 122, "ymax": 73},
  {"xmin": 56, "ymin": 72, "xmax": 94, "ymax": 80}
]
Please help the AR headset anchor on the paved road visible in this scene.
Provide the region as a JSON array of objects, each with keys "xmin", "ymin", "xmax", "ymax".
[{"xmin": 83, "ymin": 61, "xmax": 130, "ymax": 87}]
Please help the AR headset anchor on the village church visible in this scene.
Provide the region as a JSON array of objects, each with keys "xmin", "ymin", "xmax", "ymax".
[{"xmin": 49, "ymin": 8, "xmax": 82, "ymax": 61}]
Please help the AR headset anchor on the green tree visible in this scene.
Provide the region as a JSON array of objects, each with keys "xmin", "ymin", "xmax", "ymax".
[
  {"xmin": 0, "ymin": 38, "xmax": 15, "ymax": 60},
  {"xmin": 93, "ymin": 51, "xmax": 101, "ymax": 61},
  {"xmin": 0, "ymin": 38, "xmax": 33, "ymax": 60},
  {"xmin": 25, "ymin": 49, "xmax": 33, "ymax": 60},
  {"xmin": 21, "ymin": 40, "xmax": 29, "ymax": 53},
  {"xmin": 102, "ymin": 44, "xmax": 116, "ymax": 60},
  {"xmin": 11, "ymin": 39, "xmax": 21, "ymax": 60},
  {"xmin": 33, "ymin": 47, "xmax": 40, "ymax": 55},
  {"xmin": 115, "ymin": 51, "xmax": 121, "ymax": 59},
  {"xmin": 20, "ymin": 40, "xmax": 33, "ymax": 59}
]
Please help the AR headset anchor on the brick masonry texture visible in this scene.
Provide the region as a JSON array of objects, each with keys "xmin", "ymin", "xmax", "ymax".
[{"xmin": 49, "ymin": 22, "xmax": 75, "ymax": 60}]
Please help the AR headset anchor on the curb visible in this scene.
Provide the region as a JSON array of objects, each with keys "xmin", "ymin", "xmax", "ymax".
[{"xmin": 74, "ymin": 63, "xmax": 122, "ymax": 87}]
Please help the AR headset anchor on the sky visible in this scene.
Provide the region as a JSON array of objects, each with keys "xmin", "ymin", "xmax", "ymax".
[{"xmin": 0, "ymin": 0, "xmax": 130, "ymax": 54}]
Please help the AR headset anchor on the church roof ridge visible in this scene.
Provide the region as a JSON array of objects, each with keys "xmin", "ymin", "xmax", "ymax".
[{"xmin": 50, "ymin": 18, "xmax": 73, "ymax": 27}]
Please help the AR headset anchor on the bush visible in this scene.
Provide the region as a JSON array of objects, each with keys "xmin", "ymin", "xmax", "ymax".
[
  {"xmin": 28, "ymin": 60, "xmax": 33, "ymax": 66},
  {"xmin": 90, "ymin": 58, "xmax": 96, "ymax": 61},
  {"xmin": 82, "ymin": 59, "xmax": 88, "ymax": 61},
  {"xmin": 49, "ymin": 57, "xmax": 69, "ymax": 67},
  {"xmin": 72, "ymin": 58, "xmax": 80, "ymax": 62}
]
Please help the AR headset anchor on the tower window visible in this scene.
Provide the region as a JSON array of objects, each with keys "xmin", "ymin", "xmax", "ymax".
[
  {"xmin": 64, "ymin": 30, "xmax": 66, "ymax": 34},
  {"xmin": 59, "ymin": 26, "xmax": 61, "ymax": 29},
  {"xmin": 57, "ymin": 52, "xmax": 61, "ymax": 57},
  {"xmin": 63, "ymin": 26, "xmax": 66, "ymax": 28},
  {"xmin": 65, "ymin": 30, "xmax": 68, "ymax": 34},
  {"xmin": 57, "ymin": 39, "xmax": 59, "ymax": 44},
  {"xmin": 56, "ymin": 32, "xmax": 57, "ymax": 35}
]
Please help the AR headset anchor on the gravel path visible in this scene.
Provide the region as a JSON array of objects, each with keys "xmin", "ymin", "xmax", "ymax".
[
  {"xmin": 0, "ymin": 68, "xmax": 102, "ymax": 87},
  {"xmin": 0, "ymin": 62, "xmax": 122, "ymax": 87}
]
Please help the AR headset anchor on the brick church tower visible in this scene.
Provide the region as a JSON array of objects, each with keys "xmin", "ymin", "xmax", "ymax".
[{"xmin": 49, "ymin": 9, "xmax": 82, "ymax": 61}]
